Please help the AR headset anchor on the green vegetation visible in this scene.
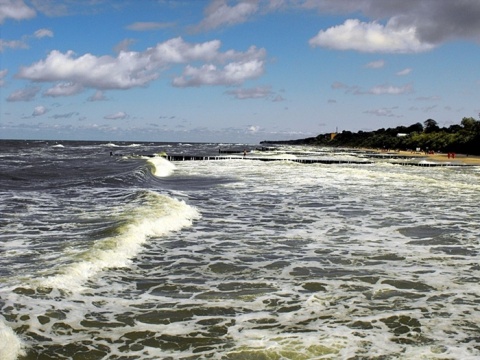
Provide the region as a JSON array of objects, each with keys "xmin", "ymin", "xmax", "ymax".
[{"xmin": 265, "ymin": 117, "xmax": 480, "ymax": 155}]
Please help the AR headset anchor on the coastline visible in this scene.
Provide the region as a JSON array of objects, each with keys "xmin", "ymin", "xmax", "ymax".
[{"xmin": 369, "ymin": 149, "xmax": 480, "ymax": 165}]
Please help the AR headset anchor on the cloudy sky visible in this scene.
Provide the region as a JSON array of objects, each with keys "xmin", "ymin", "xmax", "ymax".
[{"xmin": 1, "ymin": 0, "xmax": 480, "ymax": 143}]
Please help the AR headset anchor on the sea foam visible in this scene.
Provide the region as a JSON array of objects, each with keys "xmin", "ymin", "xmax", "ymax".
[
  {"xmin": 0, "ymin": 319, "xmax": 25, "ymax": 360},
  {"xmin": 147, "ymin": 156, "xmax": 176, "ymax": 177},
  {"xmin": 37, "ymin": 191, "xmax": 199, "ymax": 292}
]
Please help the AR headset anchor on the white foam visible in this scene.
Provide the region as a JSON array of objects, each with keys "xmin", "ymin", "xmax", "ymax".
[
  {"xmin": 0, "ymin": 319, "xmax": 25, "ymax": 360},
  {"xmin": 147, "ymin": 156, "xmax": 176, "ymax": 177},
  {"xmin": 37, "ymin": 191, "xmax": 199, "ymax": 292}
]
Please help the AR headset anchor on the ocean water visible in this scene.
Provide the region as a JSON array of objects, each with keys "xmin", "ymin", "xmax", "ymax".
[{"xmin": 1, "ymin": 140, "xmax": 480, "ymax": 360}]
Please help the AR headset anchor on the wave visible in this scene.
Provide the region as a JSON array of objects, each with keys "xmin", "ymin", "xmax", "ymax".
[
  {"xmin": 36, "ymin": 191, "xmax": 199, "ymax": 292},
  {"xmin": 0, "ymin": 319, "xmax": 25, "ymax": 360},
  {"xmin": 146, "ymin": 156, "xmax": 176, "ymax": 177}
]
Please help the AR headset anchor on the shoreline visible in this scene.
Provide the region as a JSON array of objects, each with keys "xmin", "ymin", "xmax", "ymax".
[{"xmin": 367, "ymin": 149, "xmax": 480, "ymax": 165}]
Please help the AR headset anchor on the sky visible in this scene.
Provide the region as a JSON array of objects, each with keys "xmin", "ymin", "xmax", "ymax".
[{"xmin": 1, "ymin": 0, "xmax": 480, "ymax": 143}]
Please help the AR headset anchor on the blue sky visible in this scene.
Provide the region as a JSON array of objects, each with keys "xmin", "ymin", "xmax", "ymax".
[{"xmin": 1, "ymin": 0, "xmax": 480, "ymax": 143}]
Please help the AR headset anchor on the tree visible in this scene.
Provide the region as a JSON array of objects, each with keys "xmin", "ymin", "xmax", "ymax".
[
  {"xmin": 461, "ymin": 117, "xmax": 480, "ymax": 132},
  {"xmin": 406, "ymin": 122, "xmax": 423, "ymax": 133},
  {"xmin": 424, "ymin": 119, "xmax": 440, "ymax": 133}
]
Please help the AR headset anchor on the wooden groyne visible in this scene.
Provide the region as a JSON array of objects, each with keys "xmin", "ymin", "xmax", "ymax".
[
  {"xmin": 165, "ymin": 155, "xmax": 374, "ymax": 164},
  {"xmin": 113, "ymin": 152, "xmax": 475, "ymax": 167},
  {"xmin": 163, "ymin": 155, "xmax": 475, "ymax": 167}
]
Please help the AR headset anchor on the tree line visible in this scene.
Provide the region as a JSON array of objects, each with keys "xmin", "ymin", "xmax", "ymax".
[{"xmin": 264, "ymin": 117, "xmax": 480, "ymax": 155}]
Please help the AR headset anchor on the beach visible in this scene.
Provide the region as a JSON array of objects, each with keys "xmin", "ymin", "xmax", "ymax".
[{"xmin": 375, "ymin": 149, "xmax": 480, "ymax": 165}]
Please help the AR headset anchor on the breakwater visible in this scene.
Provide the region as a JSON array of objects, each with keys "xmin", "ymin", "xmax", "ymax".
[{"xmin": 163, "ymin": 154, "xmax": 474, "ymax": 167}]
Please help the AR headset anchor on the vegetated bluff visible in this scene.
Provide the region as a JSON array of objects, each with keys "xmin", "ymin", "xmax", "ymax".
[{"xmin": 262, "ymin": 117, "xmax": 480, "ymax": 156}]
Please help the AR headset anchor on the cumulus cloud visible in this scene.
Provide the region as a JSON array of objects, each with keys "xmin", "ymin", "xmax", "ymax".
[
  {"xmin": 17, "ymin": 37, "xmax": 266, "ymax": 91},
  {"xmin": 7, "ymin": 86, "xmax": 40, "ymax": 101},
  {"xmin": 305, "ymin": 0, "xmax": 480, "ymax": 52},
  {"xmin": 43, "ymin": 82, "xmax": 84, "ymax": 97},
  {"xmin": 309, "ymin": 19, "xmax": 434, "ymax": 53},
  {"xmin": 34, "ymin": 28, "xmax": 53, "ymax": 38},
  {"xmin": 17, "ymin": 49, "xmax": 159, "ymax": 90},
  {"xmin": 172, "ymin": 59, "xmax": 264, "ymax": 87},
  {"xmin": 104, "ymin": 111, "xmax": 128, "ymax": 120},
  {"xmin": 0, "ymin": 0, "xmax": 36, "ymax": 23},
  {"xmin": 196, "ymin": 0, "xmax": 259, "ymax": 31},
  {"xmin": 32, "ymin": 105, "xmax": 47, "ymax": 117}
]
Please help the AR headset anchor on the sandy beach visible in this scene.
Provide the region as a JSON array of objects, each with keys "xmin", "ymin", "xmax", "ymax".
[{"xmin": 386, "ymin": 150, "xmax": 480, "ymax": 165}]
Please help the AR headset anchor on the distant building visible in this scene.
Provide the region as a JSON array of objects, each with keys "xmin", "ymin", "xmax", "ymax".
[
  {"xmin": 397, "ymin": 133, "xmax": 408, "ymax": 137},
  {"xmin": 330, "ymin": 132, "xmax": 337, "ymax": 140}
]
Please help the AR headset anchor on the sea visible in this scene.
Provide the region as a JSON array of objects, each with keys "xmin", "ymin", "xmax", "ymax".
[{"xmin": 1, "ymin": 139, "xmax": 480, "ymax": 360}]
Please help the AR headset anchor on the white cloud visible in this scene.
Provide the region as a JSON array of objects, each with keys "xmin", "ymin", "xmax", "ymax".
[
  {"xmin": 104, "ymin": 111, "xmax": 128, "ymax": 120},
  {"xmin": 196, "ymin": 0, "xmax": 259, "ymax": 31},
  {"xmin": 0, "ymin": 38, "xmax": 27, "ymax": 52},
  {"xmin": 172, "ymin": 59, "xmax": 265, "ymax": 87},
  {"xmin": 32, "ymin": 105, "xmax": 47, "ymax": 117},
  {"xmin": 0, "ymin": 0, "xmax": 36, "ymax": 23},
  {"xmin": 396, "ymin": 68, "xmax": 412, "ymax": 76},
  {"xmin": 309, "ymin": 18, "xmax": 435, "ymax": 53},
  {"xmin": 0, "ymin": 28, "xmax": 52, "ymax": 52},
  {"xmin": 302, "ymin": 0, "xmax": 480, "ymax": 45},
  {"xmin": 43, "ymin": 82, "xmax": 84, "ymax": 97},
  {"xmin": 126, "ymin": 21, "xmax": 174, "ymax": 31},
  {"xmin": 87, "ymin": 90, "xmax": 107, "ymax": 102},
  {"xmin": 369, "ymin": 83, "xmax": 413, "ymax": 95},
  {"xmin": 114, "ymin": 38, "xmax": 136, "ymax": 53},
  {"xmin": 34, "ymin": 28, "xmax": 53, "ymax": 38},
  {"xmin": 415, "ymin": 95, "xmax": 440, "ymax": 101},
  {"xmin": 364, "ymin": 107, "xmax": 401, "ymax": 117},
  {"xmin": 225, "ymin": 85, "xmax": 285, "ymax": 101},
  {"xmin": 247, "ymin": 125, "xmax": 260, "ymax": 133},
  {"xmin": 7, "ymin": 86, "xmax": 40, "ymax": 101},
  {"xmin": 365, "ymin": 59, "xmax": 385, "ymax": 69},
  {"xmin": 51, "ymin": 112, "xmax": 79, "ymax": 119},
  {"xmin": 226, "ymin": 86, "xmax": 270, "ymax": 99},
  {"xmin": 0, "ymin": 69, "xmax": 7, "ymax": 86},
  {"xmin": 17, "ymin": 49, "xmax": 159, "ymax": 90},
  {"xmin": 332, "ymin": 81, "xmax": 413, "ymax": 95},
  {"xmin": 17, "ymin": 37, "xmax": 267, "ymax": 91}
]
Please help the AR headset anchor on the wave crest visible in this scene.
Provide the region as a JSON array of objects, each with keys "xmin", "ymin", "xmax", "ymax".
[
  {"xmin": 37, "ymin": 191, "xmax": 199, "ymax": 292},
  {"xmin": 147, "ymin": 156, "xmax": 176, "ymax": 177}
]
